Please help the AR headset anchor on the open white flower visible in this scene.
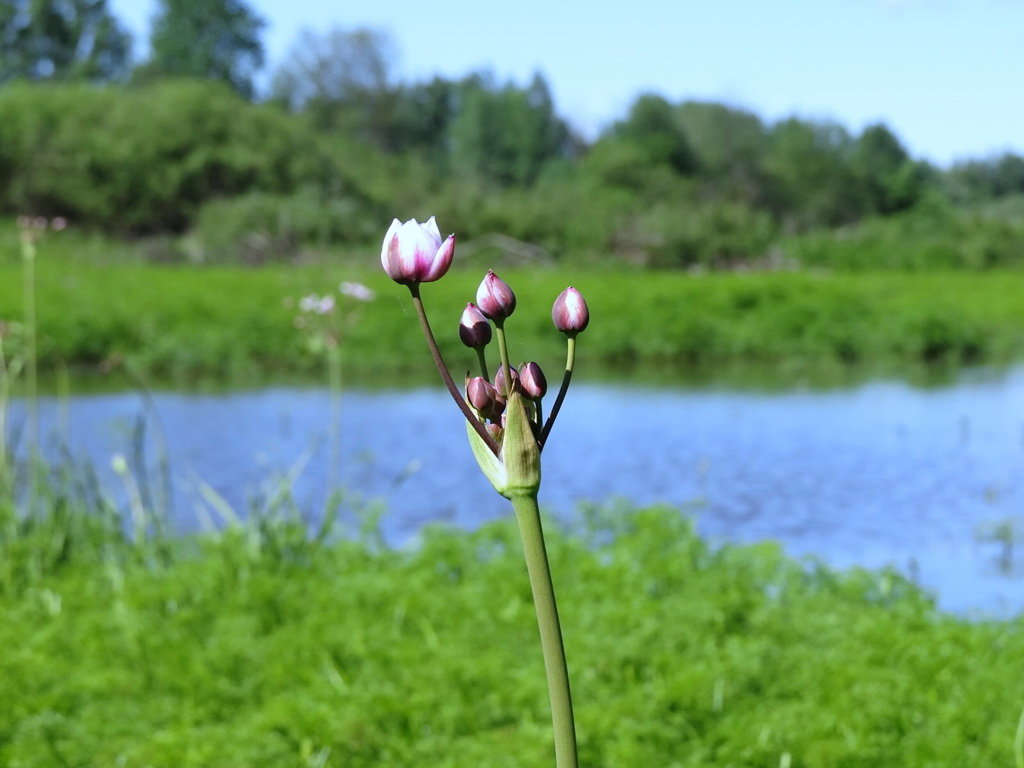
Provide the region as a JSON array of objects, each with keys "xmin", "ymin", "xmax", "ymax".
[{"xmin": 380, "ymin": 216, "xmax": 455, "ymax": 285}]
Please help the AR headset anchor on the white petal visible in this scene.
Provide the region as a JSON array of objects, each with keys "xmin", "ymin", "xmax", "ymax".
[
  {"xmin": 380, "ymin": 218, "xmax": 401, "ymax": 270},
  {"xmin": 423, "ymin": 234, "xmax": 454, "ymax": 282}
]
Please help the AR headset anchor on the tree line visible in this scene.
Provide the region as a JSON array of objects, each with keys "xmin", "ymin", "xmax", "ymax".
[{"xmin": 2, "ymin": 0, "xmax": 1023, "ymax": 267}]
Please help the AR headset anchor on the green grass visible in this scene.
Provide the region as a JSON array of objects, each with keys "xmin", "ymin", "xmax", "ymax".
[
  {"xmin": 1, "ymin": 502, "xmax": 1022, "ymax": 767},
  {"xmin": 2, "ymin": 238, "xmax": 1024, "ymax": 386}
]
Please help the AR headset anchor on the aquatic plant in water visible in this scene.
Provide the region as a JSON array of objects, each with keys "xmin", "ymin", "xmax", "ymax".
[{"xmin": 381, "ymin": 216, "xmax": 589, "ymax": 767}]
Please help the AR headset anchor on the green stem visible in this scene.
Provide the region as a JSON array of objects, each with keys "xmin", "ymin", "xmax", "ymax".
[
  {"xmin": 21, "ymin": 235, "xmax": 38, "ymax": 514},
  {"xmin": 409, "ymin": 285, "xmax": 500, "ymax": 456},
  {"xmin": 510, "ymin": 492, "xmax": 578, "ymax": 768},
  {"xmin": 327, "ymin": 345, "xmax": 342, "ymax": 505},
  {"xmin": 539, "ymin": 335, "xmax": 576, "ymax": 450},
  {"xmin": 475, "ymin": 346, "xmax": 490, "ymax": 382},
  {"xmin": 1015, "ymin": 704, "xmax": 1024, "ymax": 768},
  {"xmin": 0, "ymin": 335, "xmax": 9, "ymax": 501},
  {"xmin": 57, "ymin": 360, "xmax": 70, "ymax": 440},
  {"xmin": 21, "ymin": 236, "xmax": 37, "ymax": 456},
  {"xmin": 494, "ymin": 320, "xmax": 513, "ymax": 397}
]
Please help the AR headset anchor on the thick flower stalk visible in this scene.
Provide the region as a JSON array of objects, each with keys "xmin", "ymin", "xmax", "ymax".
[{"xmin": 382, "ymin": 217, "xmax": 590, "ymax": 768}]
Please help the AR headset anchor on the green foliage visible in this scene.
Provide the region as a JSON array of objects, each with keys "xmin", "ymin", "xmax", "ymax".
[
  {"xmin": 0, "ymin": 0, "xmax": 131, "ymax": 83},
  {"xmin": 446, "ymin": 72, "xmax": 574, "ymax": 186},
  {"xmin": 583, "ymin": 137, "xmax": 682, "ymax": 194},
  {"xmin": 676, "ymin": 101, "xmax": 768, "ymax": 205},
  {"xmin": 635, "ymin": 200, "xmax": 778, "ymax": 269},
  {"xmin": 610, "ymin": 93, "xmax": 697, "ymax": 176},
  {"xmin": 191, "ymin": 190, "xmax": 382, "ymax": 263},
  {"xmin": 784, "ymin": 196, "xmax": 1024, "ymax": 271},
  {"xmin": 947, "ymin": 152, "xmax": 1024, "ymax": 203},
  {"xmin": 0, "ymin": 76, "xmax": 1007, "ymax": 264},
  {"xmin": 763, "ymin": 118, "xmax": 864, "ymax": 229},
  {"xmin": 272, "ymin": 46, "xmax": 574, "ymax": 185},
  {"xmin": 1, "ymin": 502, "xmax": 1022, "ymax": 766},
  {"xmin": 0, "ymin": 80, "xmax": 338, "ymax": 231},
  {"xmin": 142, "ymin": 0, "xmax": 265, "ymax": 97},
  {"xmin": 851, "ymin": 123, "xmax": 927, "ymax": 215}
]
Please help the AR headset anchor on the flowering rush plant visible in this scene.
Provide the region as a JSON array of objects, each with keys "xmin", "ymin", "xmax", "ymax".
[
  {"xmin": 292, "ymin": 281, "xmax": 375, "ymax": 354},
  {"xmin": 382, "ymin": 216, "xmax": 588, "ymax": 767}
]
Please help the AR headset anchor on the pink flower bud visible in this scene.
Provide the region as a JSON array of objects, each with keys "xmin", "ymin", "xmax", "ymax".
[
  {"xmin": 467, "ymin": 376, "xmax": 504, "ymax": 420},
  {"xmin": 459, "ymin": 302, "xmax": 492, "ymax": 348},
  {"xmin": 476, "ymin": 270, "xmax": 516, "ymax": 320},
  {"xmin": 380, "ymin": 216, "xmax": 455, "ymax": 285},
  {"xmin": 486, "ymin": 422, "xmax": 504, "ymax": 444},
  {"xmin": 494, "ymin": 363, "xmax": 518, "ymax": 395},
  {"xmin": 518, "ymin": 361, "xmax": 547, "ymax": 399},
  {"xmin": 552, "ymin": 286, "xmax": 589, "ymax": 335}
]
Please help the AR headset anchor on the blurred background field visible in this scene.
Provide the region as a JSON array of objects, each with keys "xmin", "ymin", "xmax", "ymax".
[{"xmin": 3, "ymin": 229, "xmax": 1024, "ymax": 383}]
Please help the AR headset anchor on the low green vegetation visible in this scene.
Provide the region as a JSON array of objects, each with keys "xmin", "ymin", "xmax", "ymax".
[
  {"xmin": 1, "ymin": 235, "xmax": 1023, "ymax": 384},
  {"xmin": 1, "ymin": 502, "xmax": 1021, "ymax": 767}
]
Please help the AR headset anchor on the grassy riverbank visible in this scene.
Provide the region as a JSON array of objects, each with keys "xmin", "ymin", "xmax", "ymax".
[
  {"xmin": 1, "ymin": 503, "xmax": 1021, "ymax": 767},
  {"xmin": 1, "ymin": 251, "xmax": 1024, "ymax": 385}
]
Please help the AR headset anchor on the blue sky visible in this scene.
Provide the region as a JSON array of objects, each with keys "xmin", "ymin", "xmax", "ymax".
[{"xmin": 109, "ymin": 0, "xmax": 1024, "ymax": 166}]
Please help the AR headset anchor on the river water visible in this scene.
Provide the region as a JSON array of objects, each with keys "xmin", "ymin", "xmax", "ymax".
[{"xmin": 14, "ymin": 366, "xmax": 1024, "ymax": 615}]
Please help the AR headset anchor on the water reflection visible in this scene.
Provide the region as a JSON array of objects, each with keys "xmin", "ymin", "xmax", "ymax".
[{"xmin": 14, "ymin": 365, "xmax": 1024, "ymax": 615}]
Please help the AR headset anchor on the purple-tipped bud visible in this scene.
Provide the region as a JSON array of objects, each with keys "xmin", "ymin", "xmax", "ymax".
[
  {"xmin": 380, "ymin": 216, "xmax": 455, "ymax": 285},
  {"xmin": 467, "ymin": 377, "xmax": 504, "ymax": 420},
  {"xmin": 518, "ymin": 361, "xmax": 548, "ymax": 399},
  {"xmin": 494, "ymin": 363, "xmax": 519, "ymax": 396},
  {"xmin": 476, "ymin": 270, "xmax": 516, "ymax": 320},
  {"xmin": 459, "ymin": 302, "xmax": 492, "ymax": 348},
  {"xmin": 552, "ymin": 286, "xmax": 589, "ymax": 335}
]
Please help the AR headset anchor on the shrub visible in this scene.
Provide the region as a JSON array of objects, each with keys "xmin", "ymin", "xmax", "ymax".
[
  {"xmin": 190, "ymin": 190, "xmax": 381, "ymax": 263},
  {"xmin": 0, "ymin": 80, "xmax": 337, "ymax": 232}
]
